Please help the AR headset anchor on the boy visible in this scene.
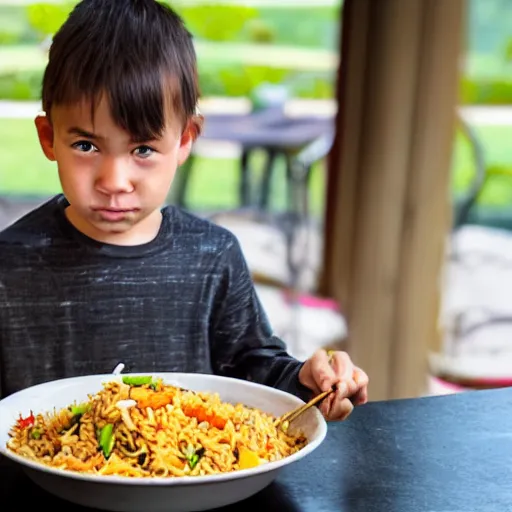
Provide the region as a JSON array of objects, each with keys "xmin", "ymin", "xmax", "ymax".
[{"xmin": 0, "ymin": 0, "xmax": 368, "ymax": 421}]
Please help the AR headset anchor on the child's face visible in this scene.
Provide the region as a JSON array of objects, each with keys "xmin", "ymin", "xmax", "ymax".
[{"xmin": 35, "ymin": 95, "xmax": 194, "ymax": 245}]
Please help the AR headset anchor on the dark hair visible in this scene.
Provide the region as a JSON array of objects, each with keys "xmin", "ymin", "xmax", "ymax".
[{"xmin": 42, "ymin": 0, "xmax": 201, "ymax": 141}]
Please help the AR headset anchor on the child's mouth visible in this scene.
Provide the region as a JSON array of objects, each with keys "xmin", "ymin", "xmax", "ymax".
[{"xmin": 94, "ymin": 208, "xmax": 136, "ymax": 222}]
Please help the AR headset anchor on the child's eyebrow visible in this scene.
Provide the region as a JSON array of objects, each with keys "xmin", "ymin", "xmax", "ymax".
[
  {"xmin": 130, "ymin": 134, "xmax": 161, "ymax": 144},
  {"xmin": 68, "ymin": 126, "xmax": 160, "ymax": 144},
  {"xmin": 68, "ymin": 127, "xmax": 103, "ymax": 140}
]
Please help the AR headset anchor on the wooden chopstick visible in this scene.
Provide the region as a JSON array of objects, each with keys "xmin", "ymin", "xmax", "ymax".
[{"xmin": 274, "ymin": 385, "xmax": 336, "ymax": 429}]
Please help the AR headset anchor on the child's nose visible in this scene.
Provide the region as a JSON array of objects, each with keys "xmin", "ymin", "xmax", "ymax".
[{"xmin": 95, "ymin": 157, "xmax": 134, "ymax": 195}]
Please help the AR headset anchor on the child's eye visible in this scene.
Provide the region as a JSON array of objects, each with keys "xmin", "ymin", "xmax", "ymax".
[
  {"xmin": 133, "ymin": 145, "xmax": 155, "ymax": 159},
  {"xmin": 72, "ymin": 141, "xmax": 98, "ymax": 153}
]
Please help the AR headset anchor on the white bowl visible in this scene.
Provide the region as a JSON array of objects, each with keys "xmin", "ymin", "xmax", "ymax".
[{"xmin": 0, "ymin": 372, "xmax": 327, "ymax": 512}]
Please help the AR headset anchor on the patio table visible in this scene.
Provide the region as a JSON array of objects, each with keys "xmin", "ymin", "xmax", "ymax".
[{"xmin": 172, "ymin": 108, "xmax": 334, "ymax": 210}]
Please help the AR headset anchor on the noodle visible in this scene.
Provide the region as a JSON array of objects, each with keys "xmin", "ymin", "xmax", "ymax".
[{"xmin": 6, "ymin": 378, "xmax": 308, "ymax": 478}]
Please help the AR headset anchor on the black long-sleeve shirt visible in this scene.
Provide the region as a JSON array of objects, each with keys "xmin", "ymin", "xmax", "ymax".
[{"xmin": 0, "ymin": 195, "xmax": 310, "ymax": 400}]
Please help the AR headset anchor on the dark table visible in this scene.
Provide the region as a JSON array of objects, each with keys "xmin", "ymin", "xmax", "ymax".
[
  {"xmin": 173, "ymin": 108, "xmax": 334, "ymax": 210},
  {"xmin": 2, "ymin": 387, "xmax": 511, "ymax": 511}
]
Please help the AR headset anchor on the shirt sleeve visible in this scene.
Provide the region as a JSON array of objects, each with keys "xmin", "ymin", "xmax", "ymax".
[{"xmin": 209, "ymin": 235, "xmax": 313, "ymax": 403}]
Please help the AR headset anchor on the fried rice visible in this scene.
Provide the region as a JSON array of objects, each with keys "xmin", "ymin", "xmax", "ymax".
[{"xmin": 7, "ymin": 376, "xmax": 307, "ymax": 478}]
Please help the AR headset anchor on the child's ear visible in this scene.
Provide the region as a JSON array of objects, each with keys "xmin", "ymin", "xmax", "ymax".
[
  {"xmin": 177, "ymin": 115, "xmax": 203, "ymax": 166},
  {"xmin": 35, "ymin": 114, "xmax": 56, "ymax": 161}
]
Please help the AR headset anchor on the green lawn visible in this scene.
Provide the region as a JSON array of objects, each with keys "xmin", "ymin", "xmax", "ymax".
[
  {"xmin": 0, "ymin": 118, "xmax": 60, "ymax": 194},
  {"xmin": 451, "ymin": 125, "xmax": 512, "ymax": 207},
  {"xmin": 465, "ymin": 53, "xmax": 512, "ymax": 79}
]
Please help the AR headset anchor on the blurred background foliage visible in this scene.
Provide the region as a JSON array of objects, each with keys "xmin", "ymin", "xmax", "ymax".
[
  {"xmin": 0, "ymin": 1, "xmax": 338, "ymax": 101},
  {"xmin": 2, "ymin": 0, "xmax": 512, "ymax": 218}
]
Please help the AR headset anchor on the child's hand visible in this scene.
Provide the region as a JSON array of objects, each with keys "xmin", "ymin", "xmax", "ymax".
[{"xmin": 298, "ymin": 349, "xmax": 369, "ymax": 421}]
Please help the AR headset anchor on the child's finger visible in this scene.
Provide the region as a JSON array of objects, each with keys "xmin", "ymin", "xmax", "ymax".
[
  {"xmin": 310, "ymin": 349, "xmax": 338, "ymax": 392},
  {"xmin": 330, "ymin": 351, "xmax": 357, "ymax": 396},
  {"xmin": 319, "ymin": 391, "xmax": 336, "ymax": 417},
  {"xmin": 352, "ymin": 367, "xmax": 369, "ymax": 404},
  {"xmin": 322, "ymin": 391, "xmax": 354, "ymax": 421}
]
